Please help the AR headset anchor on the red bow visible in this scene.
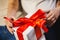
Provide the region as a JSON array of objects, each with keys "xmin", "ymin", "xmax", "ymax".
[{"xmin": 4, "ymin": 9, "xmax": 48, "ymax": 40}]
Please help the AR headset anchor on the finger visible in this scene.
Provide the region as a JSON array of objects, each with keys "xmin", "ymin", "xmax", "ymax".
[
  {"xmin": 50, "ymin": 20, "xmax": 56, "ymax": 26},
  {"xmin": 7, "ymin": 25, "xmax": 13, "ymax": 29},
  {"xmin": 47, "ymin": 13, "xmax": 54, "ymax": 20},
  {"xmin": 53, "ymin": 20, "xmax": 56, "ymax": 24},
  {"xmin": 46, "ymin": 16, "xmax": 56, "ymax": 27},
  {"xmin": 51, "ymin": 17, "xmax": 55, "ymax": 22},
  {"xmin": 7, "ymin": 26, "xmax": 14, "ymax": 34},
  {"xmin": 47, "ymin": 19, "xmax": 56, "ymax": 27},
  {"xmin": 11, "ymin": 17, "xmax": 16, "ymax": 21},
  {"xmin": 46, "ymin": 11, "xmax": 53, "ymax": 18}
]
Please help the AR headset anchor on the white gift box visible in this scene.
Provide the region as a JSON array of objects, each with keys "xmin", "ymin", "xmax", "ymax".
[{"xmin": 13, "ymin": 26, "xmax": 46, "ymax": 40}]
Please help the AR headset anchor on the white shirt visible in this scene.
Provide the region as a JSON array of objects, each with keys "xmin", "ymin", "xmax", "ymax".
[{"xmin": 21, "ymin": 0, "xmax": 56, "ymax": 18}]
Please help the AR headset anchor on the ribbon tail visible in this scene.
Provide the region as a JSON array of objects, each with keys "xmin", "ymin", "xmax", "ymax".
[{"xmin": 42, "ymin": 26, "xmax": 48, "ymax": 33}]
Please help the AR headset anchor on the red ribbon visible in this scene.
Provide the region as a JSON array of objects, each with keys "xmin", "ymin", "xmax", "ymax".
[{"xmin": 4, "ymin": 9, "xmax": 48, "ymax": 40}]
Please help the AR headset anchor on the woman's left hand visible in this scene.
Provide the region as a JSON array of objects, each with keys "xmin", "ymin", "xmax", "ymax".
[{"xmin": 46, "ymin": 7, "xmax": 60, "ymax": 26}]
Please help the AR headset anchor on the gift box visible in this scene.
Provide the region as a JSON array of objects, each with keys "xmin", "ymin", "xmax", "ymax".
[
  {"xmin": 4, "ymin": 9, "xmax": 48, "ymax": 40},
  {"xmin": 17, "ymin": 25, "xmax": 42, "ymax": 40}
]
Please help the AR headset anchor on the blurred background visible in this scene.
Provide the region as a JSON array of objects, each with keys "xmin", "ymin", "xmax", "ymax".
[
  {"xmin": 0, "ymin": 0, "xmax": 22, "ymax": 25},
  {"xmin": 0, "ymin": 0, "xmax": 8, "ymax": 25}
]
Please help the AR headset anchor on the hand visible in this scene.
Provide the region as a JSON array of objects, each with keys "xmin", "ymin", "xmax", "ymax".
[
  {"xmin": 46, "ymin": 7, "xmax": 60, "ymax": 27},
  {"xmin": 5, "ymin": 17, "xmax": 16, "ymax": 34}
]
